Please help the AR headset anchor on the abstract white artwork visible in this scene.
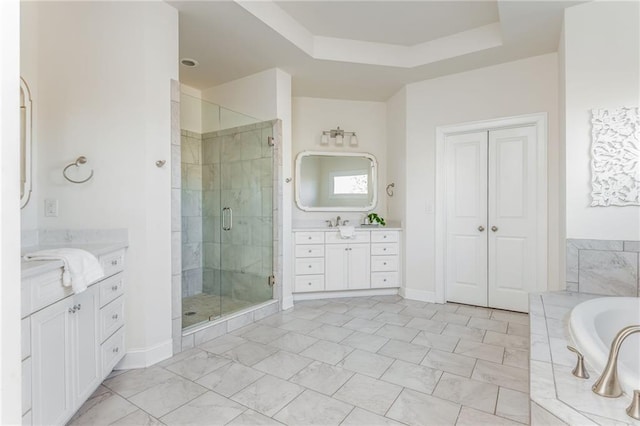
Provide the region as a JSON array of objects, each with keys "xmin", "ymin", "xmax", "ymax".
[{"xmin": 590, "ymin": 107, "xmax": 639, "ymax": 206}]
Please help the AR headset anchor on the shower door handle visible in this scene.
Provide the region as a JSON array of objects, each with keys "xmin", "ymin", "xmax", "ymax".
[
  {"xmin": 222, "ymin": 207, "xmax": 230, "ymax": 231},
  {"xmin": 227, "ymin": 207, "xmax": 233, "ymax": 230}
]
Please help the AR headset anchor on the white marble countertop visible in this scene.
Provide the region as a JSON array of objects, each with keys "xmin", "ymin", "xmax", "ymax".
[
  {"xmin": 21, "ymin": 242, "xmax": 128, "ymax": 279},
  {"xmin": 529, "ymin": 291, "xmax": 640, "ymax": 425},
  {"xmin": 293, "ymin": 226, "xmax": 403, "ymax": 231}
]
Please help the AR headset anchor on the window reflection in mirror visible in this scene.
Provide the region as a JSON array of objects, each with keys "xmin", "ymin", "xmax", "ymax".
[
  {"xmin": 20, "ymin": 77, "xmax": 32, "ymax": 208},
  {"xmin": 295, "ymin": 152, "xmax": 377, "ymax": 211}
]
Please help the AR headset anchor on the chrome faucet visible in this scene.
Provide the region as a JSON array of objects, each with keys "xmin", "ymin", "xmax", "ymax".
[
  {"xmin": 592, "ymin": 325, "xmax": 640, "ymax": 398},
  {"xmin": 336, "ymin": 216, "xmax": 341, "ymax": 226}
]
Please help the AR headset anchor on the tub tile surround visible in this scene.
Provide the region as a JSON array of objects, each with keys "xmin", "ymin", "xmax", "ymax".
[
  {"xmin": 72, "ymin": 295, "xmax": 532, "ymax": 426},
  {"xmin": 529, "ymin": 292, "xmax": 640, "ymax": 425},
  {"xmin": 566, "ymin": 239, "xmax": 640, "ymax": 296}
]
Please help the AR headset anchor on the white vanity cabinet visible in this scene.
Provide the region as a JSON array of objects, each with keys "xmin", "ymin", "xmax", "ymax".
[
  {"xmin": 22, "ymin": 247, "xmax": 126, "ymax": 426},
  {"xmin": 293, "ymin": 229, "xmax": 400, "ymax": 296}
]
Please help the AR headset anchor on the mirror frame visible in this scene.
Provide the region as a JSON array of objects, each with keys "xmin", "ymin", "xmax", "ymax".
[
  {"xmin": 20, "ymin": 77, "xmax": 33, "ymax": 209},
  {"xmin": 295, "ymin": 150, "xmax": 378, "ymax": 212}
]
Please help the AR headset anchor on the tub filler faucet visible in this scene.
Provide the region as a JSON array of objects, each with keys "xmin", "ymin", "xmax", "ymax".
[{"xmin": 592, "ymin": 325, "xmax": 640, "ymax": 398}]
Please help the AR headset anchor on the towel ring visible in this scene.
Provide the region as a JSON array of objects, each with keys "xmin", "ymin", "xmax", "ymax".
[
  {"xmin": 386, "ymin": 183, "xmax": 395, "ymax": 197},
  {"xmin": 63, "ymin": 156, "xmax": 94, "ymax": 184}
]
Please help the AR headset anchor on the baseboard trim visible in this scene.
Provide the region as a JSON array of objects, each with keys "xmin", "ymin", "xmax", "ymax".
[
  {"xmin": 293, "ymin": 288, "xmax": 398, "ymax": 302},
  {"xmin": 400, "ymin": 287, "xmax": 436, "ymax": 303},
  {"xmin": 116, "ymin": 338, "xmax": 173, "ymax": 370},
  {"xmin": 282, "ymin": 295, "xmax": 294, "ymax": 310}
]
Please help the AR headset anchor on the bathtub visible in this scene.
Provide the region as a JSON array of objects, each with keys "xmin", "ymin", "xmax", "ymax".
[{"xmin": 569, "ymin": 297, "xmax": 640, "ymax": 396}]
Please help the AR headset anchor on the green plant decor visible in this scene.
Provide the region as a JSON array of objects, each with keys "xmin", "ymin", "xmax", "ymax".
[{"xmin": 367, "ymin": 213, "xmax": 386, "ymax": 226}]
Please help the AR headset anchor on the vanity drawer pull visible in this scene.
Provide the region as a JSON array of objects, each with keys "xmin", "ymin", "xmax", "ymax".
[
  {"xmin": 112, "ymin": 313, "xmax": 118, "ymax": 320},
  {"xmin": 111, "ymin": 285, "xmax": 118, "ymax": 291},
  {"xmin": 112, "ymin": 347, "xmax": 119, "ymax": 353},
  {"xmin": 111, "ymin": 260, "xmax": 118, "ymax": 266}
]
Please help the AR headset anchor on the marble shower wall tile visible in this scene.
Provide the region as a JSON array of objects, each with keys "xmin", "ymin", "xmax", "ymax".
[{"xmin": 566, "ymin": 238, "xmax": 640, "ymax": 296}]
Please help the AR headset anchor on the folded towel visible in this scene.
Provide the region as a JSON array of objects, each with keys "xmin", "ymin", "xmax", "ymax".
[
  {"xmin": 338, "ymin": 225, "xmax": 356, "ymax": 239},
  {"xmin": 23, "ymin": 248, "xmax": 105, "ymax": 294}
]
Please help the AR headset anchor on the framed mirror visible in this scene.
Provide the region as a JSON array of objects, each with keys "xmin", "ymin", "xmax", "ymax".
[
  {"xmin": 20, "ymin": 77, "xmax": 33, "ymax": 208},
  {"xmin": 295, "ymin": 151, "xmax": 378, "ymax": 211}
]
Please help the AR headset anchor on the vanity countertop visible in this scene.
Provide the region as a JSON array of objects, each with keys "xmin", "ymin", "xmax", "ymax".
[
  {"xmin": 21, "ymin": 242, "xmax": 128, "ymax": 279},
  {"xmin": 293, "ymin": 226, "xmax": 402, "ymax": 232}
]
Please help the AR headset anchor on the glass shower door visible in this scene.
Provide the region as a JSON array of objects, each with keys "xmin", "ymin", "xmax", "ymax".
[{"xmin": 219, "ymin": 125, "xmax": 274, "ymax": 316}]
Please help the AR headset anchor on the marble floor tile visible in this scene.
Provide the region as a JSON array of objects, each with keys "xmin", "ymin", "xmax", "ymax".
[
  {"xmin": 341, "ymin": 331, "xmax": 389, "ymax": 352},
  {"xmin": 252, "ymin": 351, "xmax": 312, "ymax": 380},
  {"xmin": 236, "ymin": 324, "xmax": 288, "ymax": 345},
  {"xmin": 503, "ymin": 348, "xmax": 529, "ymax": 370},
  {"xmin": 484, "ymin": 330, "xmax": 529, "ymax": 350},
  {"xmin": 337, "ymin": 349, "xmax": 395, "ymax": 378},
  {"xmin": 442, "ymin": 323, "xmax": 486, "ymax": 342},
  {"xmin": 289, "ymin": 361, "xmax": 354, "ymax": 395},
  {"xmin": 273, "ymin": 390, "xmax": 352, "ymax": 425},
  {"xmin": 456, "ymin": 406, "xmax": 523, "ymax": 425},
  {"xmin": 278, "ymin": 318, "xmax": 322, "ymax": 333},
  {"xmin": 372, "ymin": 302, "xmax": 406, "ymax": 313},
  {"xmin": 432, "ymin": 311, "xmax": 471, "ymax": 326},
  {"xmin": 399, "ymin": 306, "xmax": 437, "ymax": 319},
  {"xmin": 198, "ymin": 334, "xmax": 247, "ymax": 355},
  {"xmin": 342, "ymin": 317, "xmax": 385, "ymax": 334},
  {"xmin": 346, "ymin": 306, "xmax": 382, "ymax": 319},
  {"xmin": 491, "ymin": 310, "xmax": 529, "ymax": 325},
  {"xmin": 405, "ymin": 317, "xmax": 447, "ymax": 333},
  {"xmin": 454, "ymin": 339, "xmax": 504, "ymax": 363},
  {"xmin": 496, "ymin": 387, "xmax": 530, "ymax": 424},
  {"xmin": 156, "ymin": 348, "xmax": 204, "ymax": 368},
  {"xmin": 270, "ymin": 332, "xmax": 318, "ymax": 353},
  {"xmin": 433, "ymin": 372, "xmax": 499, "ymax": 413},
  {"xmin": 231, "ymin": 375, "xmax": 303, "ymax": 417},
  {"xmin": 223, "ymin": 341, "xmax": 279, "ymax": 366},
  {"xmin": 308, "ymin": 323, "xmax": 354, "ymax": 342},
  {"xmin": 455, "ymin": 305, "xmax": 493, "ymax": 319},
  {"xmin": 314, "ymin": 311, "xmax": 354, "ymax": 326},
  {"xmin": 341, "ymin": 407, "xmax": 404, "ymax": 426},
  {"xmin": 380, "ymin": 359, "xmax": 442, "ymax": 394},
  {"xmin": 159, "ymin": 391, "xmax": 245, "ymax": 426},
  {"xmin": 289, "ymin": 307, "xmax": 325, "ymax": 320},
  {"xmin": 320, "ymin": 302, "xmax": 351, "ymax": 314},
  {"xmin": 421, "ymin": 348, "xmax": 477, "ymax": 378},
  {"xmin": 164, "ymin": 350, "xmax": 231, "ymax": 381},
  {"xmin": 412, "ymin": 330, "xmax": 459, "ymax": 352},
  {"xmin": 103, "ymin": 367, "xmax": 178, "ymax": 398},
  {"xmin": 373, "ymin": 311, "xmax": 412, "ymax": 326},
  {"xmin": 375, "ymin": 324, "xmax": 420, "ymax": 342},
  {"xmin": 226, "ymin": 409, "xmax": 282, "ymax": 426},
  {"xmin": 378, "ymin": 339, "xmax": 429, "ymax": 364},
  {"xmin": 195, "ymin": 362, "xmax": 264, "ymax": 397},
  {"xmin": 109, "ymin": 408, "xmax": 163, "ymax": 425},
  {"xmin": 472, "ymin": 360, "xmax": 529, "ymax": 393},
  {"xmin": 257, "ymin": 313, "xmax": 295, "ymax": 328},
  {"xmin": 333, "ymin": 373, "xmax": 402, "ymax": 415},
  {"xmin": 468, "ymin": 317, "xmax": 508, "ymax": 333},
  {"xmin": 386, "ymin": 388, "xmax": 460, "ymax": 426},
  {"xmin": 507, "ymin": 322, "xmax": 530, "ymax": 337},
  {"xmin": 299, "ymin": 339, "xmax": 354, "ymax": 365},
  {"xmin": 68, "ymin": 391, "xmax": 138, "ymax": 425},
  {"xmin": 128, "ymin": 376, "xmax": 208, "ymax": 418}
]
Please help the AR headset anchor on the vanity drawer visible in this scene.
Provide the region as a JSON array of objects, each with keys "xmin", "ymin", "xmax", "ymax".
[
  {"xmin": 100, "ymin": 297, "xmax": 124, "ymax": 343},
  {"xmin": 325, "ymin": 231, "xmax": 371, "ymax": 244},
  {"xmin": 295, "ymin": 245, "xmax": 324, "ymax": 258},
  {"xmin": 295, "ymin": 232, "xmax": 325, "ymax": 245},
  {"xmin": 371, "ymin": 256, "xmax": 398, "ymax": 272},
  {"xmin": 371, "ymin": 243, "xmax": 399, "ymax": 256},
  {"xmin": 295, "ymin": 258, "xmax": 325, "ymax": 275},
  {"xmin": 101, "ymin": 328, "xmax": 125, "ymax": 377},
  {"xmin": 371, "ymin": 231, "xmax": 399, "ymax": 243},
  {"xmin": 100, "ymin": 249, "xmax": 126, "ymax": 278},
  {"xmin": 294, "ymin": 275, "xmax": 325, "ymax": 293},
  {"xmin": 99, "ymin": 273, "xmax": 124, "ymax": 307},
  {"xmin": 371, "ymin": 272, "xmax": 399, "ymax": 288}
]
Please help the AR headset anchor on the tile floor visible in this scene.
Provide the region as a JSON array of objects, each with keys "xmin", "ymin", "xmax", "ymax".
[
  {"xmin": 70, "ymin": 295, "xmax": 530, "ymax": 426},
  {"xmin": 182, "ymin": 293, "xmax": 255, "ymax": 328}
]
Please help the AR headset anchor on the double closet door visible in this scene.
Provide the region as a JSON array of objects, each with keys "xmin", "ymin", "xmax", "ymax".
[{"xmin": 445, "ymin": 126, "xmax": 537, "ymax": 312}]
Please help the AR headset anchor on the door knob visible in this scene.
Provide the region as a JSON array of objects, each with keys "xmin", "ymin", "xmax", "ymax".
[
  {"xmin": 478, "ymin": 226, "xmax": 485, "ymax": 232},
  {"xmin": 491, "ymin": 226, "xmax": 498, "ymax": 232}
]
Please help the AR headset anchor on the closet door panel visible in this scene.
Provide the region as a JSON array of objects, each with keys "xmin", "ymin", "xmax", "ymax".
[
  {"xmin": 445, "ymin": 132, "xmax": 488, "ymax": 307},
  {"xmin": 488, "ymin": 126, "xmax": 537, "ymax": 312}
]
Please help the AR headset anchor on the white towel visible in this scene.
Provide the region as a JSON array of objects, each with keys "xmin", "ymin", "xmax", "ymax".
[
  {"xmin": 338, "ymin": 225, "xmax": 356, "ymax": 239},
  {"xmin": 23, "ymin": 248, "xmax": 105, "ymax": 294}
]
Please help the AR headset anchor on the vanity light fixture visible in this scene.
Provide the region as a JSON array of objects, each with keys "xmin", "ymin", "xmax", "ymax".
[{"xmin": 321, "ymin": 126, "xmax": 358, "ymax": 147}]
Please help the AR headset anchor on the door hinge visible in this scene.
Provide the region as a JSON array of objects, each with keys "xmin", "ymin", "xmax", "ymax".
[
  {"xmin": 267, "ymin": 136, "xmax": 275, "ymax": 147},
  {"xmin": 268, "ymin": 275, "xmax": 276, "ymax": 287}
]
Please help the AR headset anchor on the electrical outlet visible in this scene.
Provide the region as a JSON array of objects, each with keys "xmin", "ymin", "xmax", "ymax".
[{"xmin": 44, "ymin": 199, "xmax": 58, "ymax": 217}]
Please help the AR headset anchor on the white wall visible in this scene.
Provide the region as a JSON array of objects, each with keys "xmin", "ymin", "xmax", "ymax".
[
  {"xmin": 180, "ymin": 85, "xmax": 203, "ymax": 134},
  {"xmin": 0, "ymin": 0, "xmax": 23, "ymax": 421},
  {"xmin": 564, "ymin": 1, "xmax": 640, "ymax": 240},
  {"xmin": 21, "ymin": 2, "xmax": 178, "ymax": 366},
  {"xmin": 291, "ymin": 97, "xmax": 388, "ymax": 225},
  {"xmin": 403, "ymin": 53, "xmax": 560, "ymax": 297}
]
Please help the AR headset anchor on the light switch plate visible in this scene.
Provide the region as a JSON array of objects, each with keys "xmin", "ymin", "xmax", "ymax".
[{"xmin": 44, "ymin": 199, "xmax": 58, "ymax": 217}]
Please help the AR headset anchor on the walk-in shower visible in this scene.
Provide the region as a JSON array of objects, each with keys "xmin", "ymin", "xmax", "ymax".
[{"xmin": 179, "ymin": 94, "xmax": 275, "ymax": 329}]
